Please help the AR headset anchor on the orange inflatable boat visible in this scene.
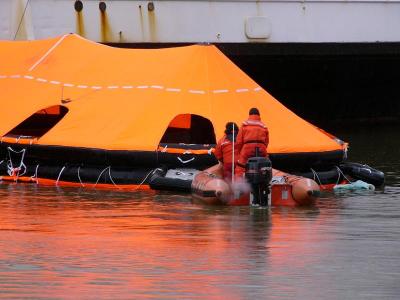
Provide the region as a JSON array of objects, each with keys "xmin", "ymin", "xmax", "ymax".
[{"xmin": 191, "ymin": 164, "xmax": 320, "ymax": 207}]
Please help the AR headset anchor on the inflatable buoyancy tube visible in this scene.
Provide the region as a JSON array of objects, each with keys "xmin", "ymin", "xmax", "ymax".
[
  {"xmin": 339, "ymin": 162, "xmax": 385, "ymax": 187},
  {"xmin": 149, "ymin": 167, "xmax": 196, "ymax": 192},
  {"xmin": 0, "ymin": 163, "xmax": 155, "ymax": 185}
]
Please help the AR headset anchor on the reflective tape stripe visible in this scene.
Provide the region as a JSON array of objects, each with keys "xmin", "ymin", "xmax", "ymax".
[
  {"xmin": 189, "ymin": 90, "xmax": 205, "ymax": 94},
  {"xmin": 166, "ymin": 88, "xmax": 181, "ymax": 92}
]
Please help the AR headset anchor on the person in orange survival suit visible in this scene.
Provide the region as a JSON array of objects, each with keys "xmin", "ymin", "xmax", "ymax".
[
  {"xmin": 214, "ymin": 122, "xmax": 239, "ymax": 182},
  {"xmin": 235, "ymin": 107, "xmax": 269, "ymax": 177}
]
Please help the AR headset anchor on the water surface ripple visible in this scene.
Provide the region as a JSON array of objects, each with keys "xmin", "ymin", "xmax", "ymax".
[{"xmin": 0, "ymin": 126, "xmax": 399, "ymax": 299}]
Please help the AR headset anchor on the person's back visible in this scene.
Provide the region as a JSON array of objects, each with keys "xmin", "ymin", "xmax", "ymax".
[
  {"xmin": 214, "ymin": 122, "xmax": 239, "ymax": 181},
  {"xmin": 235, "ymin": 108, "xmax": 269, "ymax": 177}
]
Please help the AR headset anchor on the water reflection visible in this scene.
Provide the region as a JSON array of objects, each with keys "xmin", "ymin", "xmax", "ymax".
[{"xmin": 0, "ymin": 125, "xmax": 400, "ymax": 299}]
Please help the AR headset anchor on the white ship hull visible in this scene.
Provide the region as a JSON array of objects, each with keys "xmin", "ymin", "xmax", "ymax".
[{"xmin": 1, "ymin": 0, "xmax": 400, "ymax": 43}]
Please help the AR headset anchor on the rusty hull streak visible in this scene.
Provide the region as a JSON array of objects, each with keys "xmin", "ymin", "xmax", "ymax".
[
  {"xmin": 76, "ymin": 11, "xmax": 85, "ymax": 37},
  {"xmin": 148, "ymin": 10, "xmax": 157, "ymax": 42},
  {"xmin": 100, "ymin": 11, "xmax": 112, "ymax": 42},
  {"xmin": 138, "ymin": 5, "xmax": 145, "ymax": 41},
  {"xmin": 118, "ymin": 31, "xmax": 125, "ymax": 43}
]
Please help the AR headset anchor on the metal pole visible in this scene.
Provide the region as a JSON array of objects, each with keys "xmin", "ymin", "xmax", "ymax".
[{"xmin": 231, "ymin": 123, "xmax": 235, "ymax": 185}]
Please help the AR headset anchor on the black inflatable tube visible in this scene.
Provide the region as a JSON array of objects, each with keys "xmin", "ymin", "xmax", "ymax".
[
  {"xmin": 0, "ymin": 163, "xmax": 154, "ymax": 185},
  {"xmin": 0, "ymin": 142, "xmax": 345, "ymax": 172},
  {"xmin": 339, "ymin": 162, "xmax": 385, "ymax": 187}
]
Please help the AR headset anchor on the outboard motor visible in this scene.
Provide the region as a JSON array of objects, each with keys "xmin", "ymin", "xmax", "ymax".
[{"xmin": 245, "ymin": 156, "xmax": 272, "ymax": 207}]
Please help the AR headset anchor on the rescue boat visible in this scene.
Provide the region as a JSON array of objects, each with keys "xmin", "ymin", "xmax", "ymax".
[{"xmin": 191, "ymin": 164, "xmax": 320, "ymax": 207}]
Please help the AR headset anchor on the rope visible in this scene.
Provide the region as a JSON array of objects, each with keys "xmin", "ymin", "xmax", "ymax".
[
  {"xmin": 231, "ymin": 123, "xmax": 235, "ymax": 185},
  {"xmin": 334, "ymin": 167, "xmax": 341, "ymax": 185},
  {"xmin": 335, "ymin": 166, "xmax": 353, "ymax": 183},
  {"xmin": 310, "ymin": 168, "xmax": 323, "ymax": 187},
  {"xmin": 29, "ymin": 34, "xmax": 68, "ymax": 71},
  {"xmin": 56, "ymin": 166, "xmax": 66, "ymax": 185},
  {"xmin": 16, "ymin": 135, "xmax": 33, "ymax": 143},
  {"xmin": 30, "ymin": 164, "xmax": 39, "ymax": 183},
  {"xmin": 7, "ymin": 147, "xmax": 27, "ymax": 178},
  {"xmin": 133, "ymin": 168, "xmax": 161, "ymax": 191},
  {"xmin": 77, "ymin": 166, "xmax": 85, "ymax": 187},
  {"xmin": 177, "ymin": 157, "xmax": 195, "ymax": 164},
  {"xmin": 108, "ymin": 167, "xmax": 117, "ymax": 186},
  {"xmin": 14, "ymin": 0, "xmax": 31, "ymax": 40},
  {"xmin": 94, "ymin": 166, "xmax": 118, "ymax": 187},
  {"xmin": 94, "ymin": 167, "xmax": 110, "ymax": 186}
]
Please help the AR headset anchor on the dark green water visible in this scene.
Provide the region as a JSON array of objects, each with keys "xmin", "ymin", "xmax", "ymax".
[{"xmin": 0, "ymin": 125, "xmax": 399, "ymax": 299}]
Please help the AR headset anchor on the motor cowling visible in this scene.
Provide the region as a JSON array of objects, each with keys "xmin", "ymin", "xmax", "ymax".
[{"xmin": 245, "ymin": 156, "xmax": 272, "ymax": 206}]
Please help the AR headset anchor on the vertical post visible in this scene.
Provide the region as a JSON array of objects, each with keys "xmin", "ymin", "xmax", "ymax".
[{"xmin": 231, "ymin": 123, "xmax": 235, "ymax": 185}]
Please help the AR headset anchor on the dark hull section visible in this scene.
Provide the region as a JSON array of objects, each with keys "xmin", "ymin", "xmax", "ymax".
[
  {"xmin": 113, "ymin": 42, "xmax": 400, "ymax": 127},
  {"xmin": 269, "ymin": 150, "xmax": 344, "ymax": 173},
  {"xmin": 0, "ymin": 142, "xmax": 344, "ymax": 185}
]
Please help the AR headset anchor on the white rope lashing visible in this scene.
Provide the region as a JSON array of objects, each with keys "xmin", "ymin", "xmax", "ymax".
[
  {"xmin": 56, "ymin": 166, "xmax": 66, "ymax": 185},
  {"xmin": 134, "ymin": 168, "xmax": 161, "ymax": 190},
  {"xmin": 7, "ymin": 147, "xmax": 27, "ymax": 179},
  {"xmin": 16, "ymin": 135, "xmax": 33, "ymax": 143},
  {"xmin": 335, "ymin": 166, "xmax": 353, "ymax": 184},
  {"xmin": 177, "ymin": 157, "xmax": 195, "ymax": 164},
  {"xmin": 108, "ymin": 167, "xmax": 117, "ymax": 186},
  {"xmin": 77, "ymin": 166, "xmax": 85, "ymax": 187},
  {"xmin": 29, "ymin": 34, "xmax": 68, "ymax": 71},
  {"xmin": 94, "ymin": 166, "xmax": 117, "ymax": 187},
  {"xmin": 310, "ymin": 168, "xmax": 322, "ymax": 186},
  {"xmin": 30, "ymin": 164, "xmax": 39, "ymax": 183}
]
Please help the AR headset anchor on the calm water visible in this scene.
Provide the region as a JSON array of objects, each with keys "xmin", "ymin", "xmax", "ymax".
[{"xmin": 1, "ymin": 125, "xmax": 399, "ymax": 299}]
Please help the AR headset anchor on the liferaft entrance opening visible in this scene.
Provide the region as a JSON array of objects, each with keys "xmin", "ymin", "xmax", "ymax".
[
  {"xmin": 5, "ymin": 105, "xmax": 68, "ymax": 138},
  {"xmin": 160, "ymin": 114, "xmax": 216, "ymax": 145}
]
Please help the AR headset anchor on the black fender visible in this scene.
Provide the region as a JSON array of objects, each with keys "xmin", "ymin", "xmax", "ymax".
[{"xmin": 339, "ymin": 162, "xmax": 385, "ymax": 187}]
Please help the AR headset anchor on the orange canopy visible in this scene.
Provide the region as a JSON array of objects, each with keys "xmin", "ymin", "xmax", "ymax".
[{"xmin": 0, "ymin": 34, "xmax": 344, "ymax": 154}]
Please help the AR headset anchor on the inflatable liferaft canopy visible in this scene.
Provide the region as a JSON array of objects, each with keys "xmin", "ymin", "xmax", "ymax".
[{"xmin": 0, "ymin": 34, "xmax": 346, "ymax": 185}]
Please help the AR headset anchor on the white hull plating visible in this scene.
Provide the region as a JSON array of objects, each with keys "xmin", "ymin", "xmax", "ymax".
[{"xmin": 1, "ymin": 0, "xmax": 400, "ymax": 43}]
